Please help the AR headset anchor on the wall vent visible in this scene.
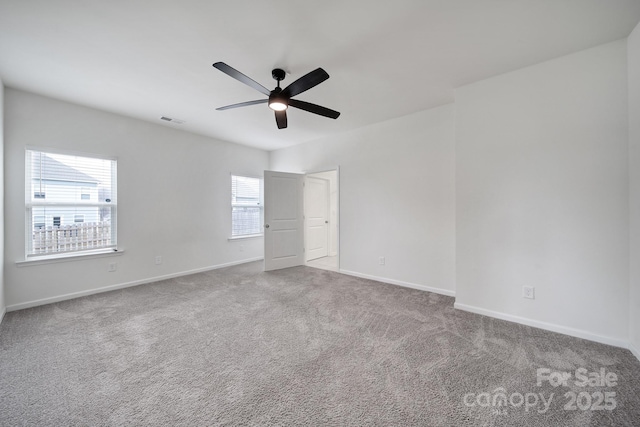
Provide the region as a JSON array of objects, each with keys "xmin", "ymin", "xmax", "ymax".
[{"xmin": 160, "ymin": 116, "xmax": 185, "ymax": 124}]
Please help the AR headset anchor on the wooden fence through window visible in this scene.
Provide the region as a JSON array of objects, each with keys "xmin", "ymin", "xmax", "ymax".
[{"xmin": 32, "ymin": 222, "xmax": 112, "ymax": 254}]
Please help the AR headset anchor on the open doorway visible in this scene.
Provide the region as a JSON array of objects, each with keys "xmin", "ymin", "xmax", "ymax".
[
  {"xmin": 263, "ymin": 168, "xmax": 339, "ymax": 272},
  {"xmin": 304, "ymin": 169, "xmax": 339, "ymax": 272}
]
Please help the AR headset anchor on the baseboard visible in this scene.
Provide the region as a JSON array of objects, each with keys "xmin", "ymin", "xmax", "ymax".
[
  {"xmin": 339, "ymin": 269, "xmax": 455, "ymax": 297},
  {"xmin": 629, "ymin": 342, "xmax": 640, "ymax": 363},
  {"xmin": 0, "ymin": 307, "xmax": 6, "ymax": 325},
  {"xmin": 6, "ymin": 257, "xmax": 264, "ymax": 312},
  {"xmin": 454, "ymin": 302, "xmax": 628, "ymax": 349}
]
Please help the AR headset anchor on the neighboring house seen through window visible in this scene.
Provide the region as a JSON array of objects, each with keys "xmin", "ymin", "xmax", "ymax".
[
  {"xmin": 231, "ymin": 175, "xmax": 263, "ymax": 237},
  {"xmin": 26, "ymin": 149, "xmax": 117, "ymax": 258}
]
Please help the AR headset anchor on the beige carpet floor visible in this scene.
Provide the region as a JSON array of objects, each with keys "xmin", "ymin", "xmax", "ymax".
[{"xmin": 1, "ymin": 261, "xmax": 639, "ymax": 426}]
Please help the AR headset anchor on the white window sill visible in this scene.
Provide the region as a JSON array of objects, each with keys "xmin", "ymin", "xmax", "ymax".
[
  {"xmin": 228, "ymin": 234, "xmax": 263, "ymax": 241},
  {"xmin": 16, "ymin": 248, "xmax": 124, "ymax": 267}
]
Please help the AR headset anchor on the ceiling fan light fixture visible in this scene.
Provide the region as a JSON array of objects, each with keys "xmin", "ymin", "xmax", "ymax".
[
  {"xmin": 268, "ymin": 92, "xmax": 288, "ymax": 111},
  {"xmin": 268, "ymin": 101, "xmax": 288, "ymax": 111}
]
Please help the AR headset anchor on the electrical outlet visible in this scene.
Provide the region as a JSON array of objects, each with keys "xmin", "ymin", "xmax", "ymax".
[
  {"xmin": 523, "ymin": 286, "xmax": 535, "ymax": 299},
  {"xmin": 155, "ymin": 256, "xmax": 162, "ymax": 265},
  {"xmin": 108, "ymin": 262, "xmax": 117, "ymax": 272},
  {"xmin": 379, "ymin": 256, "xmax": 385, "ymax": 265}
]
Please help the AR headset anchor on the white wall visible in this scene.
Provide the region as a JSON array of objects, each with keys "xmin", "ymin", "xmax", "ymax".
[
  {"xmin": 4, "ymin": 89, "xmax": 268, "ymax": 309},
  {"xmin": 455, "ymin": 40, "xmax": 629, "ymax": 346},
  {"xmin": 0, "ymin": 78, "xmax": 5, "ymax": 322},
  {"xmin": 629, "ymin": 22, "xmax": 640, "ymax": 358},
  {"xmin": 271, "ymin": 104, "xmax": 456, "ymax": 296}
]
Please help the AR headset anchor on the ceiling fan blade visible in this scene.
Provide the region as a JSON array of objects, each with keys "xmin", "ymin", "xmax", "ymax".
[
  {"xmin": 281, "ymin": 68, "xmax": 329, "ymax": 98},
  {"xmin": 216, "ymin": 99, "xmax": 268, "ymax": 111},
  {"xmin": 213, "ymin": 62, "xmax": 271, "ymax": 96},
  {"xmin": 288, "ymin": 99, "xmax": 340, "ymax": 119},
  {"xmin": 275, "ymin": 110, "xmax": 287, "ymax": 129}
]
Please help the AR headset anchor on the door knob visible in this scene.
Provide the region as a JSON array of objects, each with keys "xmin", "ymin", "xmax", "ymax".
[
  {"xmin": 325, "ymin": 221, "xmax": 329, "ymax": 224},
  {"xmin": 265, "ymin": 224, "xmax": 270, "ymax": 229}
]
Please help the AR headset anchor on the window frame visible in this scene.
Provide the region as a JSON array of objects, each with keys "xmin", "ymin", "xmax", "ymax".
[
  {"xmin": 24, "ymin": 148, "xmax": 118, "ymax": 260},
  {"xmin": 230, "ymin": 174, "xmax": 264, "ymax": 239},
  {"xmin": 80, "ymin": 187, "xmax": 91, "ymax": 200}
]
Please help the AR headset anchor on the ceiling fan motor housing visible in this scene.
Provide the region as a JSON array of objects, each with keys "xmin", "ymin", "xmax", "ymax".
[{"xmin": 269, "ymin": 87, "xmax": 289, "ymax": 111}]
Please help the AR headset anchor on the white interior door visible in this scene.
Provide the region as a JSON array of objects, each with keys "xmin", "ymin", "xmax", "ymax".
[
  {"xmin": 305, "ymin": 176, "xmax": 329, "ymax": 262},
  {"xmin": 264, "ymin": 170, "xmax": 304, "ymax": 271}
]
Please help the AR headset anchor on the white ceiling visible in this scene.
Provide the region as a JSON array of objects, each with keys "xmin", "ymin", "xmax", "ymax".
[{"xmin": 1, "ymin": 1, "xmax": 639, "ymax": 151}]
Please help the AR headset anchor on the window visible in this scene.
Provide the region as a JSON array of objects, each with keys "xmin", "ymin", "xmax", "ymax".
[
  {"xmin": 34, "ymin": 215, "xmax": 45, "ymax": 229},
  {"xmin": 26, "ymin": 150, "xmax": 117, "ymax": 257},
  {"xmin": 231, "ymin": 175, "xmax": 262, "ymax": 237},
  {"xmin": 80, "ymin": 187, "xmax": 91, "ymax": 200}
]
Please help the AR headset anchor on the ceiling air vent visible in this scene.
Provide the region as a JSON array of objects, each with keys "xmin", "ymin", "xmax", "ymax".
[{"xmin": 159, "ymin": 116, "xmax": 185, "ymax": 124}]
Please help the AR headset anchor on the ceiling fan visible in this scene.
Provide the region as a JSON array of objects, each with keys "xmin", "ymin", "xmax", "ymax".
[{"xmin": 212, "ymin": 62, "xmax": 340, "ymax": 129}]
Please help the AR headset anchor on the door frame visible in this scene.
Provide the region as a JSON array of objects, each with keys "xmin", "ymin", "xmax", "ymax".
[{"xmin": 303, "ymin": 167, "xmax": 340, "ymax": 271}]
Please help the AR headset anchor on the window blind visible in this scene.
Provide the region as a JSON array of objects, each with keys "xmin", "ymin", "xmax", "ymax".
[
  {"xmin": 26, "ymin": 150, "xmax": 117, "ymax": 257},
  {"xmin": 231, "ymin": 175, "xmax": 262, "ymax": 236}
]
